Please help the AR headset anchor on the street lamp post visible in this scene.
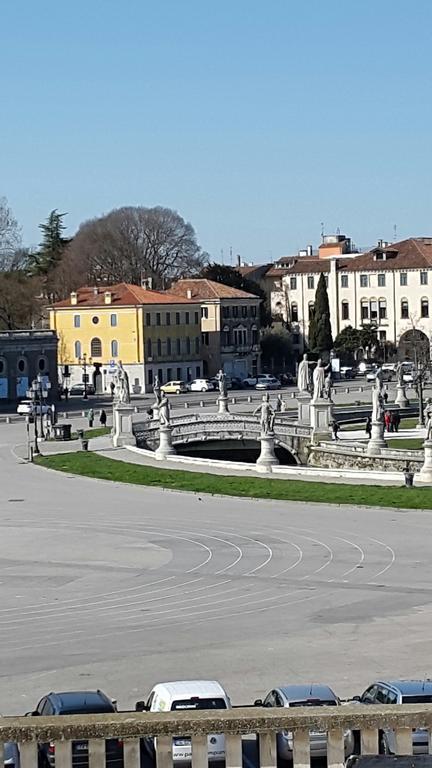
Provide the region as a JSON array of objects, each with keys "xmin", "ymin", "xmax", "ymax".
[
  {"xmin": 414, "ymin": 360, "xmax": 430, "ymax": 429},
  {"xmin": 26, "ymin": 373, "xmax": 50, "ymax": 455},
  {"xmin": 78, "ymin": 354, "xmax": 92, "ymax": 399}
]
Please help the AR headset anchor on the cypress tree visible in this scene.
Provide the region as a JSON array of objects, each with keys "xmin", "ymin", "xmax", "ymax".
[{"xmin": 309, "ymin": 273, "xmax": 333, "ymax": 355}]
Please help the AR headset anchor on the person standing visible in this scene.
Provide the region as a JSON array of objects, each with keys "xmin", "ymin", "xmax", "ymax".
[
  {"xmin": 87, "ymin": 408, "xmax": 94, "ymax": 428},
  {"xmin": 365, "ymin": 416, "xmax": 372, "ymax": 438},
  {"xmin": 384, "ymin": 410, "xmax": 391, "ymax": 432},
  {"xmin": 393, "ymin": 410, "xmax": 401, "ymax": 433},
  {"xmin": 100, "ymin": 409, "xmax": 107, "ymax": 427},
  {"xmin": 331, "ymin": 420, "xmax": 340, "ymax": 441}
]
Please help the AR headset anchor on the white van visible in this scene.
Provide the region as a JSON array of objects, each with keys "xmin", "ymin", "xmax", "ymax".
[{"xmin": 136, "ymin": 680, "xmax": 231, "ymax": 764}]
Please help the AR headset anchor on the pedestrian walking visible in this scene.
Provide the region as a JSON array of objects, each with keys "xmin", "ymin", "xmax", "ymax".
[
  {"xmin": 393, "ymin": 410, "xmax": 401, "ymax": 432},
  {"xmin": 331, "ymin": 420, "xmax": 340, "ymax": 441},
  {"xmin": 383, "ymin": 390, "xmax": 388, "ymax": 404},
  {"xmin": 365, "ymin": 416, "xmax": 372, "ymax": 438},
  {"xmin": 87, "ymin": 407, "xmax": 94, "ymax": 428},
  {"xmin": 64, "ymin": 386, "xmax": 69, "ymax": 402},
  {"xmin": 384, "ymin": 410, "xmax": 391, "ymax": 432},
  {"xmin": 275, "ymin": 394, "xmax": 283, "ymax": 412},
  {"xmin": 100, "ymin": 409, "xmax": 107, "ymax": 427},
  {"xmin": 110, "ymin": 381, "xmax": 115, "ymax": 398}
]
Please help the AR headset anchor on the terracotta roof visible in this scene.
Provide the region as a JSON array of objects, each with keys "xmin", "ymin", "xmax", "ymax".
[
  {"xmin": 168, "ymin": 278, "xmax": 259, "ymax": 300},
  {"xmin": 267, "ymin": 258, "xmax": 330, "ymax": 277},
  {"xmin": 341, "ymin": 238, "xmax": 432, "ymax": 271},
  {"xmin": 236, "ymin": 264, "xmax": 272, "ymax": 279},
  {"xmin": 52, "ymin": 282, "xmax": 199, "ymax": 308}
]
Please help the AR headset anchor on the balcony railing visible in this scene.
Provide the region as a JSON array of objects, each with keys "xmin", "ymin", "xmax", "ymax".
[{"xmin": 3, "ymin": 704, "xmax": 432, "ymax": 768}]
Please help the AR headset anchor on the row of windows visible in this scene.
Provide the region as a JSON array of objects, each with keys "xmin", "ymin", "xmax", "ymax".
[
  {"xmin": 146, "ymin": 337, "xmax": 200, "ymax": 357},
  {"xmin": 74, "ymin": 339, "xmax": 118, "ymax": 359},
  {"xmin": 0, "ymin": 356, "xmax": 49, "ymax": 375},
  {"xmin": 148, "ymin": 366, "xmax": 201, "ymax": 387},
  {"xmin": 291, "ymin": 297, "xmax": 430, "ymax": 324},
  {"xmin": 288, "ymin": 271, "xmax": 430, "ymax": 291},
  {"xmin": 74, "ymin": 314, "xmax": 118, "ymax": 328},
  {"xmin": 222, "ymin": 305, "xmax": 258, "ymax": 319},
  {"xmin": 145, "ymin": 310, "xmax": 200, "ymax": 327}
]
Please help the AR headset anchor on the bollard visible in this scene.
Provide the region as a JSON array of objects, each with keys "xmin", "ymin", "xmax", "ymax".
[
  {"xmin": 5, "ymin": 417, "xmax": 10, "ymax": 424},
  {"xmin": 291, "ymin": 392, "xmax": 295, "ymax": 398},
  {"xmin": 184, "ymin": 402, "xmax": 189, "ymax": 409},
  {"xmin": 231, "ymin": 397, "xmax": 236, "ymax": 404},
  {"xmin": 199, "ymin": 400, "xmax": 204, "ymax": 407},
  {"xmin": 247, "ymin": 395, "xmax": 252, "ymax": 403},
  {"xmin": 82, "ymin": 410, "xmax": 86, "ymax": 417},
  {"xmin": 345, "ymin": 387, "xmax": 349, "ymax": 393},
  {"xmin": 134, "ymin": 406, "xmax": 138, "ymax": 413},
  {"xmin": 359, "ymin": 387, "xmax": 363, "ymax": 393}
]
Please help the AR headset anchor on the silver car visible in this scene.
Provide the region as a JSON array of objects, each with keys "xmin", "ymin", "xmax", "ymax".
[
  {"xmin": 353, "ymin": 679, "xmax": 432, "ymax": 754},
  {"xmin": 259, "ymin": 684, "xmax": 354, "ymax": 761}
]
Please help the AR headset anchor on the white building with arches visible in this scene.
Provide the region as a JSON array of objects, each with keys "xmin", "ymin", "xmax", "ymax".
[{"xmin": 270, "ymin": 237, "xmax": 432, "ymax": 359}]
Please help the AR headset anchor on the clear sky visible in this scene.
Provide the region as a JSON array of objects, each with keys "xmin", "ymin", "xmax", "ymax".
[{"xmin": 2, "ymin": 0, "xmax": 432, "ymax": 263}]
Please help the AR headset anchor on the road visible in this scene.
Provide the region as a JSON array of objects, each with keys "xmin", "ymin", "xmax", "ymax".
[{"xmin": 1, "ymin": 421, "xmax": 432, "ymax": 716}]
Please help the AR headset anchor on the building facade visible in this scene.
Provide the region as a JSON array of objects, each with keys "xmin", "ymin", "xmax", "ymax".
[
  {"xmin": 0, "ymin": 330, "xmax": 58, "ymax": 401},
  {"xmin": 269, "ymin": 238, "xmax": 432, "ymax": 359},
  {"xmin": 50, "ymin": 283, "xmax": 203, "ymax": 394},
  {"xmin": 168, "ymin": 279, "xmax": 261, "ymax": 378}
]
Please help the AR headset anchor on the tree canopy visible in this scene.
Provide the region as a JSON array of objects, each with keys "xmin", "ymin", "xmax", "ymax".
[
  {"xmin": 308, "ymin": 273, "xmax": 333, "ymax": 356},
  {"xmin": 28, "ymin": 210, "xmax": 69, "ymax": 277},
  {"xmin": 0, "ymin": 197, "xmax": 22, "ymax": 270},
  {"xmin": 260, "ymin": 328, "xmax": 293, "ymax": 373},
  {"xmin": 59, "ymin": 206, "xmax": 208, "ymax": 294}
]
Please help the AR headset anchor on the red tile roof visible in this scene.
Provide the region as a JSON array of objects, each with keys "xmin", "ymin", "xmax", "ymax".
[
  {"xmin": 52, "ymin": 283, "xmax": 199, "ymax": 308},
  {"xmin": 168, "ymin": 278, "xmax": 259, "ymax": 300}
]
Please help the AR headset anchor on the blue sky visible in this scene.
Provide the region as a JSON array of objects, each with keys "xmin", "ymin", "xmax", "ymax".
[{"xmin": 2, "ymin": 0, "xmax": 432, "ymax": 262}]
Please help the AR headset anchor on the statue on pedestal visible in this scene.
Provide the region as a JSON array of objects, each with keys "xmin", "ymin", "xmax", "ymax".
[
  {"xmin": 114, "ymin": 362, "xmax": 130, "ymax": 404},
  {"xmin": 425, "ymin": 399, "xmax": 432, "ymax": 441},
  {"xmin": 312, "ymin": 359, "xmax": 326, "ymax": 400},
  {"xmin": 216, "ymin": 369, "xmax": 227, "ymax": 397},
  {"xmin": 254, "ymin": 394, "xmax": 275, "ymax": 435},
  {"xmin": 324, "ymin": 372, "xmax": 333, "ymax": 402},
  {"xmin": 297, "ymin": 354, "xmax": 310, "ymax": 393},
  {"xmin": 159, "ymin": 394, "xmax": 171, "ymax": 426},
  {"xmin": 371, "ymin": 376, "xmax": 384, "ymax": 422},
  {"xmin": 153, "ymin": 376, "xmax": 162, "ymax": 408},
  {"xmin": 396, "ymin": 361, "xmax": 404, "ymax": 387}
]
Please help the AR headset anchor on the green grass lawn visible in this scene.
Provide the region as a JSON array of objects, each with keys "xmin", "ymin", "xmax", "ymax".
[
  {"xmin": 386, "ymin": 437, "xmax": 424, "ymax": 450},
  {"xmin": 35, "ymin": 452, "xmax": 432, "ymax": 510},
  {"xmin": 71, "ymin": 426, "xmax": 111, "ymax": 440}
]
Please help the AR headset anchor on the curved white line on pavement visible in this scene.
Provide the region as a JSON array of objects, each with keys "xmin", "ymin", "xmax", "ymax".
[
  {"xmin": 271, "ymin": 539, "xmax": 303, "ymax": 577},
  {"xmin": 208, "ymin": 528, "xmax": 273, "ymax": 575},
  {"xmin": 337, "ymin": 536, "xmax": 366, "ymax": 577},
  {"xmin": 368, "ymin": 537, "xmax": 396, "ymax": 580}
]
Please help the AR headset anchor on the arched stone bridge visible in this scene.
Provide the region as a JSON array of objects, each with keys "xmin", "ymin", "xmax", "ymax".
[{"xmin": 133, "ymin": 412, "xmax": 313, "ymax": 464}]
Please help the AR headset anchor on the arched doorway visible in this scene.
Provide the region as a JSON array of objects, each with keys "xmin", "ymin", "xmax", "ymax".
[{"xmin": 398, "ymin": 329, "xmax": 430, "ymax": 363}]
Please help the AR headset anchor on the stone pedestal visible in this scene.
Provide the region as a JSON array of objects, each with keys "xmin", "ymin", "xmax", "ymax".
[
  {"xmin": 256, "ymin": 432, "xmax": 279, "ymax": 472},
  {"xmin": 297, "ymin": 391, "xmax": 311, "ymax": 424},
  {"xmin": 155, "ymin": 424, "xmax": 176, "ymax": 460},
  {"xmin": 395, "ymin": 385, "xmax": 409, "ymax": 408},
  {"xmin": 217, "ymin": 395, "xmax": 229, "ymax": 414},
  {"xmin": 112, "ymin": 404, "xmax": 134, "ymax": 447},
  {"xmin": 419, "ymin": 439, "xmax": 432, "ymax": 483},
  {"xmin": 152, "ymin": 405, "xmax": 160, "ymax": 421},
  {"xmin": 366, "ymin": 419, "xmax": 386, "ymax": 455},
  {"xmin": 310, "ymin": 398, "xmax": 332, "ymax": 442}
]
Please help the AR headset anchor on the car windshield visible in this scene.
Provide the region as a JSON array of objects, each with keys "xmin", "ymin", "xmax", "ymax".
[
  {"xmin": 59, "ymin": 707, "xmax": 114, "ymax": 714},
  {"xmin": 402, "ymin": 695, "xmax": 432, "ymax": 704},
  {"xmin": 289, "ymin": 699, "xmax": 337, "ymax": 707},
  {"xmin": 171, "ymin": 698, "xmax": 227, "ymax": 710}
]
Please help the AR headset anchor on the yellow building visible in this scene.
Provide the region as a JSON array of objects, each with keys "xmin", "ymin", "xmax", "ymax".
[{"xmin": 50, "ymin": 283, "xmax": 203, "ymax": 394}]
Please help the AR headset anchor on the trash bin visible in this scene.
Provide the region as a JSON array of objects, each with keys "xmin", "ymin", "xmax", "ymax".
[
  {"xmin": 53, "ymin": 423, "xmax": 72, "ymax": 441},
  {"xmin": 81, "ymin": 439, "xmax": 89, "ymax": 451},
  {"xmin": 76, "ymin": 429, "xmax": 84, "ymax": 440},
  {"xmin": 404, "ymin": 471, "xmax": 414, "ymax": 487}
]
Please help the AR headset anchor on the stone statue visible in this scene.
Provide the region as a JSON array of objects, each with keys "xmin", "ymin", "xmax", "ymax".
[
  {"xmin": 425, "ymin": 399, "xmax": 432, "ymax": 441},
  {"xmin": 159, "ymin": 394, "xmax": 171, "ymax": 426},
  {"xmin": 324, "ymin": 372, "xmax": 333, "ymax": 402},
  {"xmin": 254, "ymin": 395, "xmax": 275, "ymax": 435},
  {"xmin": 114, "ymin": 362, "xmax": 130, "ymax": 404},
  {"xmin": 396, "ymin": 361, "xmax": 404, "ymax": 387},
  {"xmin": 375, "ymin": 366, "xmax": 383, "ymax": 385},
  {"xmin": 312, "ymin": 359, "xmax": 326, "ymax": 400},
  {"xmin": 153, "ymin": 376, "xmax": 162, "ymax": 408},
  {"xmin": 297, "ymin": 353, "xmax": 310, "ymax": 393},
  {"xmin": 371, "ymin": 376, "xmax": 384, "ymax": 422},
  {"xmin": 216, "ymin": 369, "xmax": 227, "ymax": 397}
]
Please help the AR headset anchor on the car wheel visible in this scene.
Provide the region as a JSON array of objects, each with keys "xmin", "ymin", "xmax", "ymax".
[
  {"xmin": 243, "ymin": 381, "xmax": 249, "ymax": 388},
  {"xmin": 201, "ymin": 387, "xmax": 207, "ymax": 392},
  {"xmin": 176, "ymin": 389, "xmax": 181, "ymax": 394}
]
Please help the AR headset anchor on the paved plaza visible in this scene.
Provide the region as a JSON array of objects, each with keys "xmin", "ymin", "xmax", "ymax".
[{"xmin": 1, "ymin": 419, "xmax": 432, "ymax": 716}]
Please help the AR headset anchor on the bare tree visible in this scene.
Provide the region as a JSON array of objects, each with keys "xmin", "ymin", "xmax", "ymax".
[
  {"xmin": 61, "ymin": 206, "xmax": 208, "ymax": 293},
  {"xmin": 0, "ymin": 272, "xmax": 42, "ymax": 330},
  {"xmin": 0, "ymin": 197, "xmax": 22, "ymax": 270}
]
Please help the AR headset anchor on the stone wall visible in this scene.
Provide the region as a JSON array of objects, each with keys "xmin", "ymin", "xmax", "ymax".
[{"xmin": 308, "ymin": 443, "xmax": 423, "ymax": 472}]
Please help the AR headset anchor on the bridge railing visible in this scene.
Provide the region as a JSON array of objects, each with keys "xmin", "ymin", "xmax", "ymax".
[{"xmin": 3, "ymin": 704, "xmax": 432, "ymax": 768}]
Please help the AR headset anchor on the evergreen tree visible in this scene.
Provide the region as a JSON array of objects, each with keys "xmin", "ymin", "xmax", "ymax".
[
  {"xmin": 28, "ymin": 210, "xmax": 69, "ymax": 277},
  {"xmin": 309, "ymin": 273, "xmax": 333, "ymax": 355}
]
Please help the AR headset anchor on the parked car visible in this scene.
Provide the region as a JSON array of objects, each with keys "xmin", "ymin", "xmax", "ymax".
[
  {"xmin": 136, "ymin": 680, "xmax": 231, "ymax": 764},
  {"xmin": 16, "ymin": 400, "xmax": 49, "ymax": 416},
  {"xmin": 209, "ymin": 376, "xmax": 233, "ymax": 391},
  {"xmin": 255, "ymin": 376, "xmax": 281, "ymax": 390},
  {"xmin": 160, "ymin": 380, "xmax": 187, "ymax": 394},
  {"xmin": 366, "ymin": 367, "xmax": 394, "ymax": 382},
  {"xmin": 187, "ymin": 379, "xmax": 215, "ymax": 392},
  {"xmin": 257, "ymin": 684, "xmax": 354, "ymax": 762},
  {"xmin": 28, "ymin": 690, "xmax": 123, "ymax": 768},
  {"xmin": 279, "ymin": 372, "xmax": 295, "ymax": 386},
  {"xmin": 340, "ymin": 366, "xmax": 357, "ymax": 379},
  {"xmin": 69, "ymin": 383, "xmax": 96, "ymax": 397},
  {"xmin": 230, "ymin": 376, "xmax": 244, "ymax": 389},
  {"xmin": 243, "ymin": 374, "xmax": 274, "ymax": 388},
  {"xmin": 352, "ymin": 679, "xmax": 432, "ymax": 754}
]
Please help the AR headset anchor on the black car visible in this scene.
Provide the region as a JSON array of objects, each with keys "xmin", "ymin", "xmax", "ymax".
[{"xmin": 29, "ymin": 690, "xmax": 123, "ymax": 768}]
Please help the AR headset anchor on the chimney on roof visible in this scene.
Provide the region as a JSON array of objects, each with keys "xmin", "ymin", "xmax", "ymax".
[
  {"xmin": 70, "ymin": 291, "xmax": 77, "ymax": 306},
  {"xmin": 104, "ymin": 291, "xmax": 112, "ymax": 305},
  {"xmin": 186, "ymin": 289, "xmax": 192, "ymax": 299},
  {"xmin": 307, "ymin": 245, "xmax": 313, "ymax": 257},
  {"xmin": 237, "ymin": 254, "xmax": 241, "ymax": 268}
]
